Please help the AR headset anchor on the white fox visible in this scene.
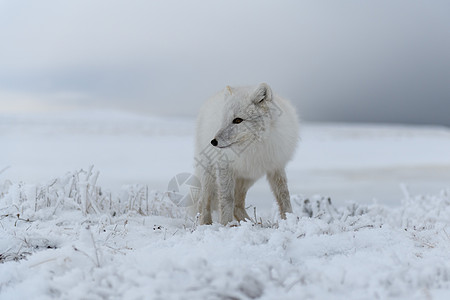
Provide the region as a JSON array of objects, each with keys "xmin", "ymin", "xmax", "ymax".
[{"xmin": 194, "ymin": 83, "xmax": 299, "ymax": 225}]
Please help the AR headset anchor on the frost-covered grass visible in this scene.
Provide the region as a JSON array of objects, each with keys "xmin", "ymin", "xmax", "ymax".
[{"xmin": 1, "ymin": 167, "xmax": 450, "ymax": 299}]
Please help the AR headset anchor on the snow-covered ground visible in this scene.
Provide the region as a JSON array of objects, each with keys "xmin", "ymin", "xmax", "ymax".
[{"xmin": 1, "ymin": 110, "xmax": 450, "ymax": 299}]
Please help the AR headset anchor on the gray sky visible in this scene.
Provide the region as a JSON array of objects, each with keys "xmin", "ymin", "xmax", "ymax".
[{"xmin": 1, "ymin": 0, "xmax": 449, "ymax": 125}]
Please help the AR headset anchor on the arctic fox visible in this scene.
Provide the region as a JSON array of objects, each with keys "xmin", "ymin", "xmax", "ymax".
[{"xmin": 194, "ymin": 83, "xmax": 299, "ymax": 225}]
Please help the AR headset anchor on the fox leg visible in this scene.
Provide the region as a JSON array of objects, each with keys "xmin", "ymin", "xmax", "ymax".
[
  {"xmin": 199, "ymin": 169, "xmax": 217, "ymax": 225},
  {"xmin": 267, "ymin": 169, "xmax": 293, "ymax": 219},
  {"xmin": 234, "ymin": 178, "xmax": 253, "ymax": 222},
  {"xmin": 217, "ymin": 166, "xmax": 235, "ymax": 225}
]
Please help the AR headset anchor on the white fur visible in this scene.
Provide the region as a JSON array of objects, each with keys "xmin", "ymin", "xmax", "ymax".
[{"xmin": 194, "ymin": 83, "xmax": 299, "ymax": 225}]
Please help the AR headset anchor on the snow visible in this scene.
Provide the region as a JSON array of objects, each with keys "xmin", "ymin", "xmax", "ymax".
[{"xmin": 1, "ymin": 110, "xmax": 450, "ymax": 299}]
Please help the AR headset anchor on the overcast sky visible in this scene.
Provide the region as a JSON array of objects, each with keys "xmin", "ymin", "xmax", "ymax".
[{"xmin": 1, "ymin": 1, "xmax": 449, "ymax": 125}]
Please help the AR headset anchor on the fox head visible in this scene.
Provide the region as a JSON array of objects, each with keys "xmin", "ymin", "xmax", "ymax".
[{"xmin": 211, "ymin": 83, "xmax": 282, "ymax": 153}]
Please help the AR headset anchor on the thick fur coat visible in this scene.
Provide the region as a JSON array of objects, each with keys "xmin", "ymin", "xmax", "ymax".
[{"xmin": 194, "ymin": 83, "xmax": 299, "ymax": 225}]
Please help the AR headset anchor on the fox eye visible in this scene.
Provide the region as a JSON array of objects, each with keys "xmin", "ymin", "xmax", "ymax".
[{"xmin": 232, "ymin": 118, "xmax": 243, "ymax": 124}]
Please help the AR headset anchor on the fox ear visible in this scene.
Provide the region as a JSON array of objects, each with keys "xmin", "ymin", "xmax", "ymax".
[
  {"xmin": 225, "ymin": 85, "xmax": 233, "ymax": 96},
  {"xmin": 252, "ymin": 83, "xmax": 272, "ymax": 104}
]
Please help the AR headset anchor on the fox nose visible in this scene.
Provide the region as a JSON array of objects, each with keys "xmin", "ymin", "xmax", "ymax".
[{"xmin": 211, "ymin": 139, "xmax": 218, "ymax": 147}]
